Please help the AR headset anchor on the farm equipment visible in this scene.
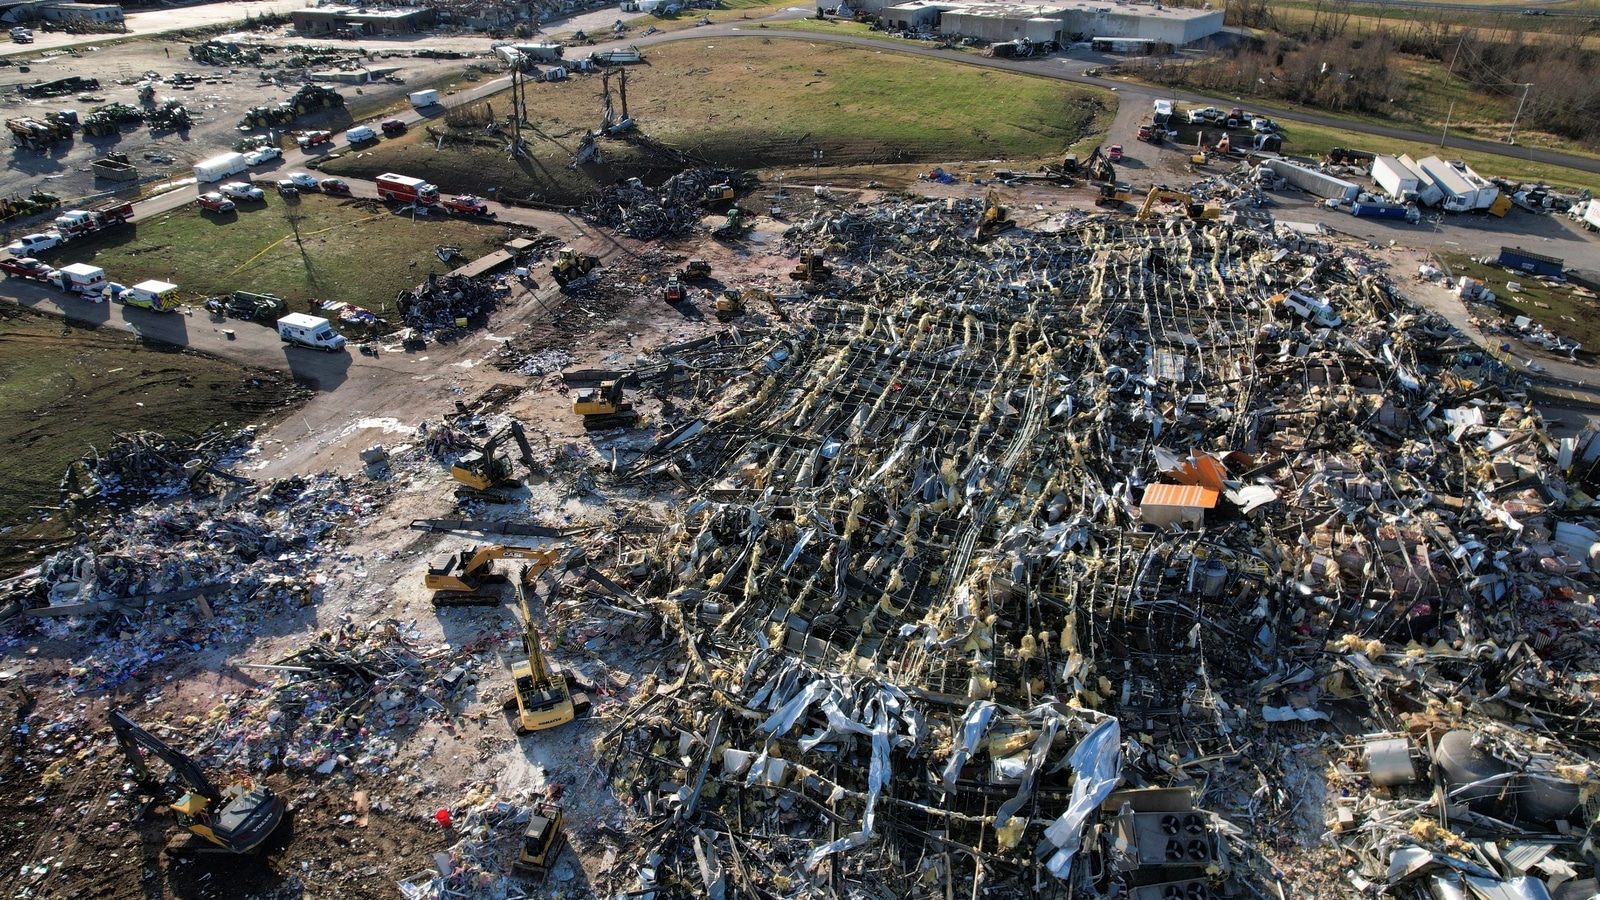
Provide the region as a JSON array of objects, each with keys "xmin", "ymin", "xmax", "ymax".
[
  {"xmin": 82, "ymin": 102, "xmax": 144, "ymax": 137},
  {"xmin": 451, "ymin": 421, "xmax": 536, "ymax": 503},
  {"xmin": 550, "ymin": 248, "xmax": 600, "ymax": 287},
  {"xmin": 238, "ymin": 84, "xmax": 344, "ymax": 130},
  {"xmin": 0, "ymin": 191, "xmax": 61, "ymax": 224},
  {"xmin": 109, "ymin": 711, "xmax": 286, "ymax": 855},
  {"xmin": 572, "ymin": 380, "xmax": 638, "ymax": 429},
  {"xmin": 424, "ymin": 543, "xmax": 559, "ymax": 605},
  {"xmin": 679, "ymin": 258, "xmax": 712, "ymax": 280},
  {"xmin": 8, "ymin": 115, "xmax": 73, "ymax": 150},
  {"xmin": 713, "ymin": 206, "xmax": 749, "ymax": 238},
  {"xmin": 19, "ymin": 76, "xmax": 100, "ymax": 100},
  {"xmin": 789, "ymin": 250, "xmax": 833, "ymax": 283}
]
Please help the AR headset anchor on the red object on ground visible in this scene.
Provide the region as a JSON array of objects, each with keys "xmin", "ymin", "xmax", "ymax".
[{"xmin": 435, "ymin": 809, "xmax": 452, "ymax": 828}]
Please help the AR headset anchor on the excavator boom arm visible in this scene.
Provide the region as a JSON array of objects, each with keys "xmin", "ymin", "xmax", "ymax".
[{"xmin": 110, "ymin": 710, "xmax": 222, "ymax": 802}]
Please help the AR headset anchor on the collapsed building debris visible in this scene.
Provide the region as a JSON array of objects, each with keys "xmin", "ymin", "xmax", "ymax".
[
  {"xmin": 585, "ymin": 168, "xmax": 754, "ymax": 241},
  {"xmin": 564, "ymin": 201, "xmax": 1600, "ymax": 898},
  {"xmin": 396, "ymin": 271, "xmax": 510, "ymax": 332}
]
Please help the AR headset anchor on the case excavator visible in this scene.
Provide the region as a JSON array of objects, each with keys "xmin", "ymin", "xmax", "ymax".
[
  {"xmin": 110, "ymin": 710, "xmax": 287, "ymax": 855},
  {"xmin": 425, "ymin": 543, "xmax": 562, "ymax": 605},
  {"xmin": 451, "ymin": 421, "xmax": 536, "ymax": 503}
]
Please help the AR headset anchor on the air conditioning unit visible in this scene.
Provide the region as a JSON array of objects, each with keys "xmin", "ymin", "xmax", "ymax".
[
  {"xmin": 1132, "ymin": 811, "xmax": 1218, "ymax": 867},
  {"xmin": 1131, "ymin": 880, "xmax": 1213, "ymax": 900}
]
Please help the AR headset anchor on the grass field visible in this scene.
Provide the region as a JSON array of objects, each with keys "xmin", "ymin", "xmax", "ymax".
[
  {"xmin": 323, "ymin": 37, "xmax": 1111, "ymax": 204},
  {"xmin": 44, "ymin": 195, "xmax": 513, "ymax": 314},
  {"xmin": 0, "ymin": 304, "xmax": 305, "ymax": 578},
  {"xmin": 1439, "ymin": 250, "xmax": 1600, "ymax": 350}
]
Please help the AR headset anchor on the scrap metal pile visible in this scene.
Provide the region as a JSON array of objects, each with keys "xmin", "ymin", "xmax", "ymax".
[
  {"xmin": 586, "ymin": 202, "xmax": 1600, "ymax": 899},
  {"xmin": 584, "ymin": 168, "xmax": 750, "ymax": 241},
  {"xmin": 396, "ymin": 271, "xmax": 510, "ymax": 331}
]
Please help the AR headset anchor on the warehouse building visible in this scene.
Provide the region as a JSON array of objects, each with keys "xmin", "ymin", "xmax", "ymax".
[
  {"xmin": 832, "ymin": 0, "xmax": 1222, "ymax": 47},
  {"xmin": 291, "ymin": 5, "xmax": 436, "ymax": 35}
]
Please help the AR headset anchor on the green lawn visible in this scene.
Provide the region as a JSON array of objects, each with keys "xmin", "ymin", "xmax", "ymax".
[
  {"xmin": 1440, "ymin": 251, "xmax": 1600, "ymax": 351},
  {"xmin": 44, "ymin": 195, "xmax": 511, "ymax": 314}
]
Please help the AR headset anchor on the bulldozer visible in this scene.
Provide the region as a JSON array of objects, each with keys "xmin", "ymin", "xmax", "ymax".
[
  {"xmin": 1136, "ymin": 187, "xmax": 1223, "ymax": 222},
  {"xmin": 550, "ymin": 248, "xmax": 600, "ymax": 287},
  {"xmin": 975, "ymin": 186, "xmax": 1014, "ymax": 240},
  {"xmin": 451, "ymin": 421, "xmax": 536, "ymax": 503},
  {"xmin": 425, "ymin": 543, "xmax": 562, "ymax": 605},
  {"xmin": 110, "ymin": 711, "xmax": 287, "ymax": 855},
  {"xmin": 1096, "ymin": 181, "xmax": 1133, "ymax": 208},
  {"xmin": 679, "ymin": 258, "xmax": 712, "ymax": 280},
  {"xmin": 504, "ymin": 562, "xmax": 591, "ymax": 734},
  {"xmin": 789, "ymin": 250, "xmax": 833, "ymax": 283},
  {"xmin": 573, "ymin": 379, "xmax": 639, "ymax": 429},
  {"xmin": 513, "ymin": 803, "xmax": 568, "ymax": 882},
  {"xmin": 716, "ymin": 288, "xmax": 787, "ymax": 322}
]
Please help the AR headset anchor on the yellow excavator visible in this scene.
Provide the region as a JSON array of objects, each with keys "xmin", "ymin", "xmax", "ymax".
[
  {"xmin": 572, "ymin": 379, "xmax": 639, "ymax": 429},
  {"xmin": 110, "ymin": 710, "xmax": 287, "ymax": 855},
  {"xmin": 975, "ymin": 186, "xmax": 1014, "ymax": 239},
  {"xmin": 716, "ymin": 288, "xmax": 788, "ymax": 322},
  {"xmin": 425, "ymin": 543, "xmax": 562, "ymax": 605},
  {"xmin": 451, "ymin": 421, "xmax": 536, "ymax": 503},
  {"xmin": 789, "ymin": 250, "xmax": 833, "ymax": 282},
  {"xmin": 505, "ymin": 562, "xmax": 591, "ymax": 734},
  {"xmin": 1136, "ymin": 187, "xmax": 1223, "ymax": 221}
]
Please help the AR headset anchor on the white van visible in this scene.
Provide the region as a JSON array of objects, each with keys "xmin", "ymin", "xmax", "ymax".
[
  {"xmin": 278, "ymin": 313, "xmax": 347, "ymax": 352},
  {"xmin": 346, "ymin": 125, "xmax": 377, "ymax": 144}
]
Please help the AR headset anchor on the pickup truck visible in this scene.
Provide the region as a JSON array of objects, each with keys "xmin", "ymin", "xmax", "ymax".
[
  {"xmin": 441, "ymin": 194, "xmax": 495, "ymax": 218},
  {"xmin": 0, "ymin": 257, "xmax": 57, "ymax": 282},
  {"xmin": 6, "ymin": 232, "xmax": 64, "ymax": 257},
  {"xmin": 297, "ymin": 130, "xmax": 333, "ymax": 150},
  {"xmin": 220, "ymin": 181, "xmax": 265, "ymax": 202},
  {"xmin": 197, "ymin": 192, "xmax": 236, "ymax": 213}
]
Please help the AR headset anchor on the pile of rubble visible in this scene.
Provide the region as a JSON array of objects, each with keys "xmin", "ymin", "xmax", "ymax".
[
  {"xmin": 396, "ymin": 272, "xmax": 510, "ymax": 332},
  {"xmin": 61, "ymin": 427, "xmax": 250, "ymax": 507},
  {"xmin": 584, "ymin": 168, "xmax": 749, "ymax": 241},
  {"xmin": 574, "ymin": 200, "xmax": 1600, "ymax": 899}
]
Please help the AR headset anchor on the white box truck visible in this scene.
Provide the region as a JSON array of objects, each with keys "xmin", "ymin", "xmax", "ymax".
[
  {"xmin": 408, "ymin": 89, "xmax": 440, "ymax": 109},
  {"xmin": 1416, "ymin": 156, "xmax": 1478, "ymax": 213},
  {"xmin": 56, "ymin": 262, "xmax": 107, "ymax": 297},
  {"xmin": 1398, "ymin": 155, "xmax": 1444, "ymax": 207},
  {"xmin": 1583, "ymin": 200, "xmax": 1600, "ymax": 232},
  {"xmin": 278, "ymin": 313, "xmax": 347, "ymax": 352},
  {"xmin": 1371, "ymin": 155, "xmax": 1420, "ymax": 202},
  {"xmin": 193, "ymin": 152, "xmax": 249, "ymax": 184}
]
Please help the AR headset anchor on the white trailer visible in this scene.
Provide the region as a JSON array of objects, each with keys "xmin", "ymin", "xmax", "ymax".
[
  {"xmin": 1454, "ymin": 160, "xmax": 1499, "ymax": 211},
  {"xmin": 1416, "ymin": 156, "xmax": 1478, "ymax": 213},
  {"xmin": 193, "ymin": 152, "xmax": 248, "ymax": 184},
  {"xmin": 1398, "ymin": 155, "xmax": 1444, "ymax": 207},
  {"xmin": 1584, "ymin": 200, "xmax": 1600, "ymax": 232},
  {"xmin": 408, "ymin": 89, "xmax": 440, "ymax": 108},
  {"xmin": 56, "ymin": 262, "xmax": 106, "ymax": 297},
  {"xmin": 1371, "ymin": 155, "xmax": 1420, "ymax": 202},
  {"xmin": 1264, "ymin": 159, "xmax": 1360, "ymax": 202},
  {"xmin": 278, "ymin": 313, "xmax": 347, "ymax": 352}
]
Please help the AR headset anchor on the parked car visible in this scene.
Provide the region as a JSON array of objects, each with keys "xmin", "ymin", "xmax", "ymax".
[
  {"xmin": 10, "ymin": 26, "xmax": 33, "ymax": 43},
  {"xmin": 220, "ymin": 181, "xmax": 265, "ymax": 202},
  {"xmin": 276, "ymin": 180, "xmax": 299, "ymax": 197},
  {"xmin": 5, "ymin": 232, "xmax": 64, "ymax": 257},
  {"xmin": 285, "ymin": 172, "xmax": 320, "ymax": 190},
  {"xmin": 197, "ymin": 192, "xmax": 236, "ymax": 213},
  {"xmin": 1251, "ymin": 118, "xmax": 1275, "ymax": 133},
  {"xmin": 380, "ymin": 118, "xmax": 406, "ymax": 136},
  {"xmin": 345, "ymin": 125, "xmax": 377, "ymax": 144},
  {"xmin": 244, "ymin": 146, "xmax": 282, "ymax": 166},
  {"xmin": 1106, "ymin": 144, "xmax": 1123, "ymax": 161},
  {"xmin": 319, "ymin": 178, "xmax": 352, "ymax": 196}
]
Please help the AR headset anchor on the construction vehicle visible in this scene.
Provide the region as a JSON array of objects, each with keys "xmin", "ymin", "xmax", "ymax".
[
  {"xmin": 976, "ymin": 186, "xmax": 1014, "ymax": 240},
  {"xmin": 109, "ymin": 711, "xmax": 286, "ymax": 855},
  {"xmin": 713, "ymin": 206, "xmax": 749, "ymax": 238},
  {"xmin": 1136, "ymin": 188, "xmax": 1223, "ymax": 222},
  {"xmin": 703, "ymin": 183, "xmax": 735, "ymax": 205},
  {"xmin": 451, "ymin": 421, "xmax": 536, "ymax": 503},
  {"xmin": 1084, "ymin": 146, "xmax": 1116, "ymax": 185},
  {"xmin": 679, "ymin": 258, "xmax": 712, "ymax": 280},
  {"xmin": 573, "ymin": 380, "xmax": 638, "ymax": 429},
  {"xmin": 513, "ymin": 802, "xmax": 569, "ymax": 881},
  {"xmin": 425, "ymin": 543, "xmax": 560, "ymax": 605},
  {"xmin": 663, "ymin": 273, "xmax": 686, "ymax": 304},
  {"xmin": 1097, "ymin": 181, "xmax": 1134, "ymax": 208},
  {"xmin": 505, "ymin": 562, "xmax": 592, "ymax": 734},
  {"xmin": 789, "ymin": 250, "xmax": 833, "ymax": 282},
  {"xmin": 716, "ymin": 288, "xmax": 788, "ymax": 322},
  {"xmin": 551, "ymin": 248, "xmax": 600, "ymax": 287}
]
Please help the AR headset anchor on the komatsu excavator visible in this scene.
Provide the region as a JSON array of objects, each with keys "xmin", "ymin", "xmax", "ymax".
[
  {"xmin": 110, "ymin": 710, "xmax": 287, "ymax": 855},
  {"xmin": 505, "ymin": 561, "xmax": 591, "ymax": 734},
  {"xmin": 425, "ymin": 543, "xmax": 562, "ymax": 605}
]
